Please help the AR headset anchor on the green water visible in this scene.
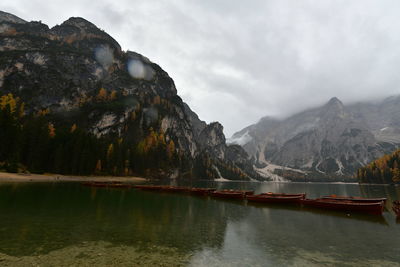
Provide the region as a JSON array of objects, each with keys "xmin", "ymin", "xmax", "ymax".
[{"xmin": 0, "ymin": 181, "xmax": 399, "ymax": 266}]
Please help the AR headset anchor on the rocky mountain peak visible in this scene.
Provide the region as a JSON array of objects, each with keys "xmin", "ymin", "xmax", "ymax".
[
  {"xmin": 61, "ymin": 17, "xmax": 99, "ymax": 31},
  {"xmin": 199, "ymin": 122, "xmax": 226, "ymax": 148},
  {"xmin": 232, "ymin": 95, "xmax": 400, "ymax": 181},
  {"xmin": 324, "ymin": 97, "xmax": 344, "ymax": 109},
  {"xmin": 327, "ymin": 96, "xmax": 341, "ymax": 104},
  {"xmin": 0, "ymin": 11, "xmax": 27, "ymax": 24},
  {"xmin": 320, "ymin": 97, "xmax": 345, "ymax": 119},
  {"xmin": 0, "ymin": 11, "xmax": 261, "ymax": 181},
  {"xmin": 50, "ymin": 16, "xmax": 121, "ymax": 52}
]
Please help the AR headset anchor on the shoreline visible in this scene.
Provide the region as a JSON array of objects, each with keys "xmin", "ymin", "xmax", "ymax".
[{"xmin": 0, "ymin": 172, "xmax": 147, "ymax": 183}]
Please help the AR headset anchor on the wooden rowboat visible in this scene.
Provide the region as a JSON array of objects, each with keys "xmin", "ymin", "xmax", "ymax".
[
  {"xmin": 189, "ymin": 188, "xmax": 216, "ymax": 195},
  {"xmin": 211, "ymin": 190, "xmax": 254, "ymax": 199},
  {"xmin": 220, "ymin": 189, "xmax": 254, "ymax": 195},
  {"xmin": 393, "ymin": 201, "xmax": 400, "ymax": 217},
  {"xmin": 133, "ymin": 185, "xmax": 164, "ymax": 190},
  {"xmin": 159, "ymin": 186, "xmax": 190, "ymax": 193},
  {"xmin": 211, "ymin": 191, "xmax": 245, "ymax": 199},
  {"xmin": 82, "ymin": 182, "xmax": 132, "ymax": 188},
  {"xmin": 260, "ymin": 192, "xmax": 306, "ymax": 198},
  {"xmin": 301, "ymin": 198, "xmax": 384, "ymax": 215},
  {"xmin": 322, "ymin": 195, "xmax": 387, "ymax": 203},
  {"xmin": 247, "ymin": 193, "xmax": 305, "ymax": 204}
]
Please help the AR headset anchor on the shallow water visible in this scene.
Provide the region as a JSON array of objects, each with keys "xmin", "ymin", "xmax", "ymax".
[{"xmin": 0, "ymin": 181, "xmax": 399, "ymax": 266}]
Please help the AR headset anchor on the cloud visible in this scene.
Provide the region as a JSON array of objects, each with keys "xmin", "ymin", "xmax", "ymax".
[{"xmin": 1, "ymin": 0, "xmax": 400, "ymax": 136}]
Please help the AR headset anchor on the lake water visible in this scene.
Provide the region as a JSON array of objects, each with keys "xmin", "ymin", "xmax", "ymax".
[{"xmin": 0, "ymin": 181, "xmax": 399, "ymax": 266}]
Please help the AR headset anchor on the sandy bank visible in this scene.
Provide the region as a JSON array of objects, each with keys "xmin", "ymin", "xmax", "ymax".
[{"xmin": 0, "ymin": 172, "xmax": 147, "ymax": 183}]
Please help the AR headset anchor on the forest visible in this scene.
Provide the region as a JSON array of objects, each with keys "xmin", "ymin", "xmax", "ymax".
[
  {"xmin": 0, "ymin": 92, "xmax": 186, "ymax": 177},
  {"xmin": 357, "ymin": 149, "xmax": 400, "ymax": 184},
  {"xmin": 0, "ymin": 92, "xmax": 250, "ymax": 180}
]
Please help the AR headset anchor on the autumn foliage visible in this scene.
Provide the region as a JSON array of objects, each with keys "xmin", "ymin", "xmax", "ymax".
[
  {"xmin": 357, "ymin": 150, "xmax": 400, "ymax": 184},
  {"xmin": 0, "ymin": 93, "xmax": 184, "ymax": 177}
]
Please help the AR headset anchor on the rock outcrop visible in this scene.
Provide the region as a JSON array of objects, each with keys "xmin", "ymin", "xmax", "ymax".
[
  {"xmin": 230, "ymin": 97, "xmax": 400, "ymax": 181},
  {"xmin": 0, "ymin": 11, "xmax": 260, "ymax": 180}
]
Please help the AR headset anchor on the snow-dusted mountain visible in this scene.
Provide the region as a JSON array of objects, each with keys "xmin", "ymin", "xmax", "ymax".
[{"xmin": 229, "ymin": 96, "xmax": 400, "ymax": 181}]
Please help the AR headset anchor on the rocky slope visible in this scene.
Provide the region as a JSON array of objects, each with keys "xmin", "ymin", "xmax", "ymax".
[
  {"xmin": 230, "ymin": 97, "xmax": 400, "ymax": 181},
  {"xmin": 348, "ymin": 95, "xmax": 400, "ymax": 144},
  {"xmin": 0, "ymin": 11, "xmax": 261, "ymax": 180}
]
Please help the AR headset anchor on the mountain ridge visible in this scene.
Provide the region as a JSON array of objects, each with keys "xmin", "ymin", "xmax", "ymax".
[
  {"xmin": 230, "ymin": 96, "xmax": 400, "ymax": 181},
  {"xmin": 0, "ymin": 11, "xmax": 262, "ymax": 180}
]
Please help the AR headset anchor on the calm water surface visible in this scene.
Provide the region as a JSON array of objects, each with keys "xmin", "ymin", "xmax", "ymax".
[{"xmin": 0, "ymin": 181, "xmax": 399, "ymax": 266}]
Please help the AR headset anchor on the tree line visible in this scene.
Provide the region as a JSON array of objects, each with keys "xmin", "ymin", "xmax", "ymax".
[
  {"xmin": 0, "ymin": 91, "xmax": 258, "ymax": 180},
  {"xmin": 357, "ymin": 149, "xmax": 400, "ymax": 184},
  {"xmin": 0, "ymin": 92, "xmax": 182, "ymax": 177}
]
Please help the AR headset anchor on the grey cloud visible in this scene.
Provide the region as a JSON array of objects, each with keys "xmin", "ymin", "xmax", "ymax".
[{"xmin": 1, "ymin": 0, "xmax": 400, "ymax": 136}]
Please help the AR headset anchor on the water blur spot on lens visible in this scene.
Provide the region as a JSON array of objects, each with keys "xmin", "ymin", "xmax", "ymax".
[
  {"xmin": 128, "ymin": 59, "xmax": 155, "ymax": 80},
  {"xmin": 94, "ymin": 45, "xmax": 114, "ymax": 68},
  {"xmin": 143, "ymin": 107, "xmax": 158, "ymax": 126},
  {"xmin": 128, "ymin": 59, "xmax": 145, "ymax": 79}
]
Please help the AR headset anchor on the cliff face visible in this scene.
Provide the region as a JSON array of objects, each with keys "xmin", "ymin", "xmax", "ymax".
[
  {"xmin": 230, "ymin": 97, "xmax": 400, "ymax": 181},
  {"xmin": 0, "ymin": 11, "xmax": 261, "ymax": 180}
]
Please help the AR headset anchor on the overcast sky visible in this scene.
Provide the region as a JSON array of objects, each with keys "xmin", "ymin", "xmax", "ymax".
[{"xmin": 1, "ymin": 0, "xmax": 400, "ymax": 136}]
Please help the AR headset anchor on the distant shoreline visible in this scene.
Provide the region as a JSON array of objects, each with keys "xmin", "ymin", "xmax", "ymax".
[{"xmin": 0, "ymin": 172, "xmax": 147, "ymax": 183}]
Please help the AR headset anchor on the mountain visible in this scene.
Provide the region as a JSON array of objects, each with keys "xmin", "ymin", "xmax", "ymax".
[
  {"xmin": 348, "ymin": 95, "xmax": 400, "ymax": 144},
  {"xmin": 0, "ymin": 11, "xmax": 261, "ymax": 180},
  {"xmin": 229, "ymin": 96, "xmax": 400, "ymax": 181},
  {"xmin": 357, "ymin": 149, "xmax": 400, "ymax": 184}
]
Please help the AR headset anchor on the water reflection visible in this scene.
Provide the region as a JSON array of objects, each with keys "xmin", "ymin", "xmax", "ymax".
[
  {"xmin": 247, "ymin": 201, "xmax": 389, "ymax": 225},
  {"xmin": 0, "ymin": 183, "xmax": 247, "ymax": 256},
  {"xmin": 0, "ymin": 182, "xmax": 399, "ymax": 266}
]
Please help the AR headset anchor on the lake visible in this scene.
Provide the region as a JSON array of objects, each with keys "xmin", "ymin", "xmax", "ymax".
[{"xmin": 0, "ymin": 181, "xmax": 399, "ymax": 266}]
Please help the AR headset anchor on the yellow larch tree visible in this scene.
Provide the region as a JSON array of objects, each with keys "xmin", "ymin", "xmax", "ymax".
[
  {"xmin": 167, "ymin": 140, "xmax": 175, "ymax": 159},
  {"xmin": 107, "ymin": 143, "xmax": 114, "ymax": 158},
  {"xmin": 70, "ymin": 123, "xmax": 77, "ymax": 133},
  {"xmin": 48, "ymin": 123, "xmax": 56, "ymax": 138},
  {"xmin": 97, "ymin": 88, "xmax": 108, "ymax": 101},
  {"xmin": 109, "ymin": 90, "xmax": 117, "ymax": 100}
]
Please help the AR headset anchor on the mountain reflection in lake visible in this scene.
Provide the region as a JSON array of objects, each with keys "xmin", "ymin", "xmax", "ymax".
[{"xmin": 0, "ymin": 181, "xmax": 399, "ymax": 266}]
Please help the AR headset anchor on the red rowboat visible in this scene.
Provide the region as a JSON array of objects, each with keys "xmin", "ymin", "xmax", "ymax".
[
  {"xmin": 301, "ymin": 198, "xmax": 384, "ymax": 215},
  {"xmin": 160, "ymin": 186, "xmax": 190, "ymax": 193},
  {"xmin": 133, "ymin": 185, "xmax": 164, "ymax": 190},
  {"xmin": 82, "ymin": 182, "xmax": 132, "ymax": 188},
  {"xmin": 211, "ymin": 190, "xmax": 254, "ymax": 199},
  {"xmin": 322, "ymin": 195, "xmax": 387, "ymax": 203},
  {"xmin": 211, "ymin": 191, "xmax": 245, "ymax": 199},
  {"xmin": 260, "ymin": 192, "xmax": 306, "ymax": 198},
  {"xmin": 223, "ymin": 189, "xmax": 254, "ymax": 195},
  {"xmin": 247, "ymin": 193, "xmax": 305, "ymax": 204},
  {"xmin": 189, "ymin": 188, "xmax": 216, "ymax": 195},
  {"xmin": 393, "ymin": 201, "xmax": 400, "ymax": 217}
]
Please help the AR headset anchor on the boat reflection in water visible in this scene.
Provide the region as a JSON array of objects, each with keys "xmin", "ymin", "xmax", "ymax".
[
  {"xmin": 0, "ymin": 181, "xmax": 399, "ymax": 266},
  {"xmin": 246, "ymin": 198, "xmax": 388, "ymax": 225}
]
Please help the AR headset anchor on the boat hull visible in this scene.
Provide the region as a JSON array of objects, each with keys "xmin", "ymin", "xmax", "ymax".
[
  {"xmin": 82, "ymin": 182, "xmax": 132, "ymax": 188},
  {"xmin": 322, "ymin": 196, "xmax": 387, "ymax": 203},
  {"xmin": 160, "ymin": 186, "xmax": 190, "ymax": 193},
  {"xmin": 211, "ymin": 191, "xmax": 246, "ymax": 199},
  {"xmin": 190, "ymin": 188, "xmax": 216, "ymax": 196},
  {"xmin": 301, "ymin": 199, "xmax": 384, "ymax": 215},
  {"xmin": 247, "ymin": 194, "xmax": 304, "ymax": 204},
  {"xmin": 133, "ymin": 185, "xmax": 164, "ymax": 191}
]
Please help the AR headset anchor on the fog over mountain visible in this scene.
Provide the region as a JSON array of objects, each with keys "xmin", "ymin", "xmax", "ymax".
[
  {"xmin": 1, "ymin": 0, "xmax": 400, "ymax": 136},
  {"xmin": 230, "ymin": 96, "xmax": 400, "ymax": 181}
]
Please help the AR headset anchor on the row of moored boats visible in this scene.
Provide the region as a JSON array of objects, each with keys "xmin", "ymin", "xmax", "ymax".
[{"xmin": 82, "ymin": 183, "xmax": 399, "ymax": 217}]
